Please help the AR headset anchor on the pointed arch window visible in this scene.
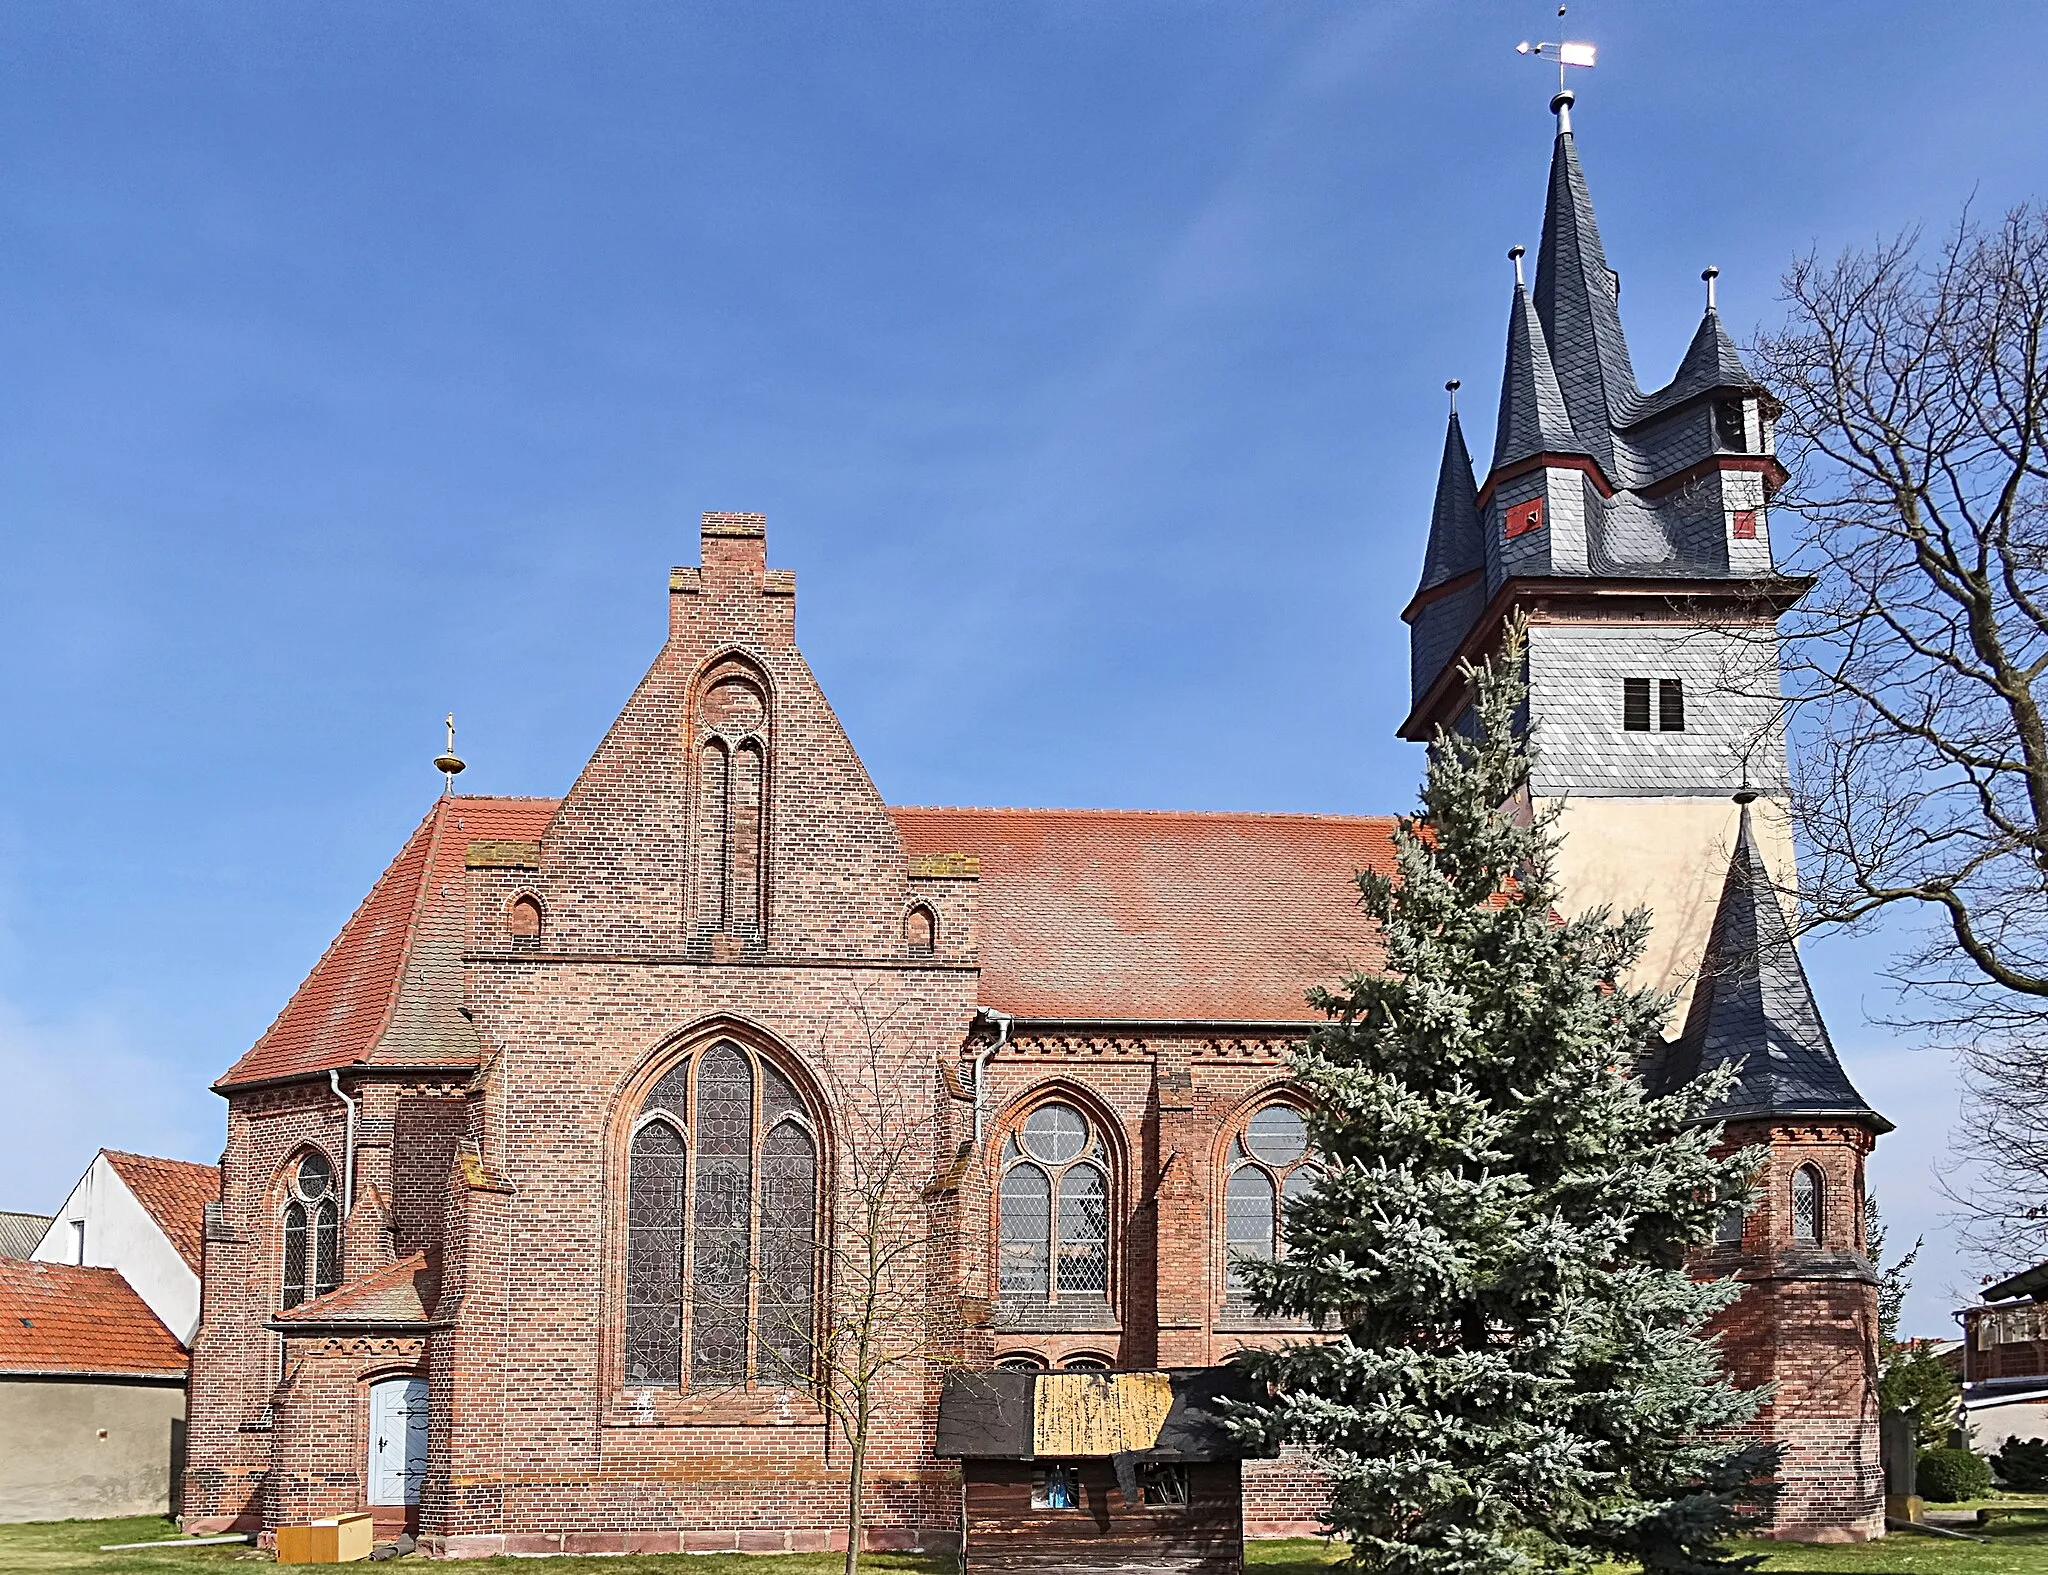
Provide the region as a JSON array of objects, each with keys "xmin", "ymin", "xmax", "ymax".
[
  {"xmin": 623, "ymin": 1040, "xmax": 820, "ymax": 1390},
  {"xmin": 694, "ymin": 661, "xmax": 769, "ymax": 941},
  {"xmin": 999, "ymin": 1102, "xmax": 1110, "ymax": 1301},
  {"xmin": 1225, "ymin": 1103, "xmax": 1318, "ymax": 1298},
  {"xmin": 281, "ymin": 1151, "xmax": 340, "ymax": 1309},
  {"xmin": 1791, "ymin": 1163, "xmax": 1824, "ymax": 1244}
]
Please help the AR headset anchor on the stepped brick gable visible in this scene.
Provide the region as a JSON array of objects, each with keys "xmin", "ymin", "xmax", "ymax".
[{"xmin": 184, "ymin": 96, "xmax": 1883, "ymax": 1554}]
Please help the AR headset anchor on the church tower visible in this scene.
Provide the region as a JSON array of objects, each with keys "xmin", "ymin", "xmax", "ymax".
[
  {"xmin": 1405, "ymin": 89, "xmax": 1887, "ymax": 1541},
  {"xmin": 1401, "ymin": 89, "xmax": 1800, "ymax": 1014}
]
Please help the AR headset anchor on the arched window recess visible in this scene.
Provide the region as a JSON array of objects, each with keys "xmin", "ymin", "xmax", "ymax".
[
  {"xmin": 280, "ymin": 1149, "xmax": 342, "ymax": 1310},
  {"xmin": 622, "ymin": 1036, "xmax": 822, "ymax": 1393},
  {"xmin": 1224, "ymin": 1101, "xmax": 1319, "ymax": 1301},
  {"xmin": 1791, "ymin": 1163, "xmax": 1824, "ymax": 1245},
  {"xmin": 997, "ymin": 1099, "xmax": 1113, "ymax": 1304}
]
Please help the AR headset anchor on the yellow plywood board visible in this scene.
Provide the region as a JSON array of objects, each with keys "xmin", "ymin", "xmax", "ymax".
[
  {"xmin": 275, "ymin": 1513, "xmax": 373, "ymax": 1564},
  {"xmin": 1032, "ymin": 1371, "xmax": 1174, "ymax": 1457}
]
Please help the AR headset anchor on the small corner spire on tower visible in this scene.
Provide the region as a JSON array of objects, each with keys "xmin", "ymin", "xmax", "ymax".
[{"xmin": 434, "ymin": 713, "xmax": 466, "ymax": 797}]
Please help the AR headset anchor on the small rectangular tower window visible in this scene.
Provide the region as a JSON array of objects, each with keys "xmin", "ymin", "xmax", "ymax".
[
  {"xmin": 1659, "ymin": 679, "xmax": 1685, "ymax": 731},
  {"xmin": 1623, "ymin": 678, "xmax": 1651, "ymax": 731}
]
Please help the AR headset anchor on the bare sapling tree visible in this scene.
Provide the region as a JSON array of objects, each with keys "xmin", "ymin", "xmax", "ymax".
[
  {"xmin": 757, "ymin": 992, "xmax": 952, "ymax": 1575},
  {"xmin": 1752, "ymin": 201, "xmax": 2048, "ymax": 1264}
]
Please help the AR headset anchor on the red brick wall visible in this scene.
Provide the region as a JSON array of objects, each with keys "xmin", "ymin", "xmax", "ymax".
[{"xmin": 1700, "ymin": 1120, "xmax": 1883, "ymax": 1543}]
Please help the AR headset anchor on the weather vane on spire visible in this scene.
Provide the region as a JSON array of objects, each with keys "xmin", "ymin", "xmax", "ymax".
[
  {"xmin": 434, "ymin": 712, "xmax": 466, "ymax": 796},
  {"xmin": 1517, "ymin": 6, "xmax": 1596, "ymax": 122}
]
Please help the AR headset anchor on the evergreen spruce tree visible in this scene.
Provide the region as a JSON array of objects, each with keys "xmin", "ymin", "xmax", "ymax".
[{"xmin": 1233, "ymin": 627, "xmax": 1777, "ymax": 1575}]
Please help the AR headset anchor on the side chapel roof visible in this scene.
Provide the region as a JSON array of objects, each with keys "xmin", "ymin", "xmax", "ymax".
[
  {"xmin": 216, "ymin": 795, "xmax": 557, "ymax": 1090},
  {"xmin": 1656, "ymin": 804, "xmax": 1888, "ymax": 1130}
]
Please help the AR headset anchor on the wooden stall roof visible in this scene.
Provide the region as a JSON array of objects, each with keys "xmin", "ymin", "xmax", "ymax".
[{"xmin": 936, "ymin": 1367, "xmax": 1267, "ymax": 1462}]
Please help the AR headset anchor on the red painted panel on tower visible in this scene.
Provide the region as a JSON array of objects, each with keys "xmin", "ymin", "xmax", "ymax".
[
  {"xmin": 1732, "ymin": 509, "xmax": 1758, "ymax": 540},
  {"xmin": 1504, "ymin": 497, "xmax": 1545, "ymax": 539}
]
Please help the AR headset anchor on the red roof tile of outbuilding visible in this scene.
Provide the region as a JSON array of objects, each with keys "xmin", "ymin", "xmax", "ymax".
[
  {"xmin": 0, "ymin": 1258, "xmax": 188, "ymax": 1376},
  {"xmin": 215, "ymin": 796, "xmax": 558, "ymax": 1090},
  {"xmin": 891, "ymin": 807, "xmax": 1396, "ymax": 1022},
  {"xmin": 103, "ymin": 1152, "xmax": 219, "ymax": 1277}
]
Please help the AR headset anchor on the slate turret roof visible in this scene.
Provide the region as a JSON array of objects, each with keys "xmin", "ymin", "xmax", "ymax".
[
  {"xmin": 1493, "ymin": 279, "xmax": 1586, "ymax": 473},
  {"xmin": 1657, "ymin": 803, "xmax": 1889, "ymax": 1130},
  {"xmin": 1416, "ymin": 411, "xmax": 1484, "ymax": 593}
]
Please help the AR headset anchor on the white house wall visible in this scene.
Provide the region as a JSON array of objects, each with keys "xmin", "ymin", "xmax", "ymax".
[{"xmin": 32, "ymin": 1156, "xmax": 199, "ymax": 1346}]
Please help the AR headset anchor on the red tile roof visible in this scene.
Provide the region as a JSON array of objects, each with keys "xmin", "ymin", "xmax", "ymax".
[
  {"xmin": 103, "ymin": 1152, "xmax": 219, "ymax": 1277},
  {"xmin": 0, "ymin": 1258, "xmax": 188, "ymax": 1376},
  {"xmin": 891, "ymin": 807, "xmax": 1396, "ymax": 1022},
  {"xmin": 217, "ymin": 796, "xmax": 558, "ymax": 1090},
  {"xmin": 273, "ymin": 1251, "xmax": 439, "ymax": 1326}
]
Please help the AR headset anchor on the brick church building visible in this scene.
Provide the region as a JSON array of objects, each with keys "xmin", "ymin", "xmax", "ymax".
[{"xmin": 182, "ymin": 94, "xmax": 1888, "ymax": 1553}]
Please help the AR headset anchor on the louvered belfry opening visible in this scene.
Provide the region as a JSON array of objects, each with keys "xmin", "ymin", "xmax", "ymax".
[{"xmin": 623, "ymin": 1040, "xmax": 820, "ymax": 1391}]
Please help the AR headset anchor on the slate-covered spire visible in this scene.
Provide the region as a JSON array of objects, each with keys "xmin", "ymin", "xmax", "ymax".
[
  {"xmin": 1416, "ymin": 407, "xmax": 1484, "ymax": 593},
  {"xmin": 1532, "ymin": 91, "xmax": 1639, "ymax": 473},
  {"xmin": 1661, "ymin": 802, "xmax": 1889, "ymax": 1130},
  {"xmin": 1658, "ymin": 302, "xmax": 1757, "ymax": 410},
  {"xmin": 1493, "ymin": 266, "xmax": 1585, "ymax": 473}
]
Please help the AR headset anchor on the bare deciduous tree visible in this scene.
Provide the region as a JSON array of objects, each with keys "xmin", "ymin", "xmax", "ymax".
[
  {"xmin": 757, "ymin": 993, "xmax": 953, "ymax": 1575},
  {"xmin": 1753, "ymin": 202, "xmax": 2048, "ymax": 1265}
]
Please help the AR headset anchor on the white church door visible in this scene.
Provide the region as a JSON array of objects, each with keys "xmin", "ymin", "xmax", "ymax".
[{"xmin": 368, "ymin": 1377, "xmax": 429, "ymax": 1506}]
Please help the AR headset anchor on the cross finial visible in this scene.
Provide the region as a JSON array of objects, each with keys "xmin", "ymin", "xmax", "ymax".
[{"xmin": 434, "ymin": 712, "xmax": 466, "ymax": 796}]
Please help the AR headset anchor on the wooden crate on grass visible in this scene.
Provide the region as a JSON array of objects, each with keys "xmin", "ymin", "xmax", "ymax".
[{"xmin": 275, "ymin": 1513, "xmax": 374, "ymax": 1563}]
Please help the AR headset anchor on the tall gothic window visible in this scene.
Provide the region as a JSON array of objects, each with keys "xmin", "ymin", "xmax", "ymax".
[
  {"xmin": 694, "ymin": 660, "xmax": 769, "ymax": 940},
  {"xmin": 999, "ymin": 1102, "xmax": 1110, "ymax": 1300},
  {"xmin": 623, "ymin": 1040, "xmax": 820, "ymax": 1390},
  {"xmin": 1791, "ymin": 1163, "xmax": 1824, "ymax": 1244},
  {"xmin": 1225, "ymin": 1103, "xmax": 1318, "ymax": 1296},
  {"xmin": 281, "ymin": 1151, "xmax": 340, "ymax": 1309}
]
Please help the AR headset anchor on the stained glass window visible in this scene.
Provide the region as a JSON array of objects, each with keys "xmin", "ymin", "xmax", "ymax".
[
  {"xmin": 1791, "ymin": 1165, "xmax": 1822, "ymax": 1243},
  {"xmin": 1225, "ymin": 1105, "xmax": 1317, "ymax": 1303},
  {"xmin": 622, "ymin": 1040, "xmax": 820, "ymax": 1392},
  {"xmin": 1057, "ymin": 1164, "xmax": 1109, "ymax": 1294},
  {"xmin": 1225, "ymin": 1166, "xmax": 1275, "ymax": 1292},
  {"xmin": 1000, "ymin": 1102, "xmax": 1111, "ymax": 1304},
  {"xmin": 625, "ymin": 1121, "xmax": 687, "ymax": 1385},
  {"xmin": 281, "ymin": 1151, "xmax": 340, "ymax": 1309},
  {"xmin": 756, "ymin": 1120, "xmax": 817, "ymax": 1385},
  {"xmin": 1000, "ymin": 1163, "xmax": 1051, "ymax": 1294},
  {"xmin": 691, "ymin": 1044, "xmax": 754, "ymax": 1387}
]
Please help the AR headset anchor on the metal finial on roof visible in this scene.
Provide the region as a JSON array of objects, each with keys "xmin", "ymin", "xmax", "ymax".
[
  {"xmin": 1445, "ymin": 378, "xmax": 1461, "ymax": 415},
  {"xmin": 1516, "ymin": 8, "xmax": 1595, "ymax": 126},
  {"xmin": 1702, "ymin": 266, "xmax": 1720, "ymax": 312},
  {"xmin": 434, "ymin": 713, "xmax": 466, "ymax": 796},
  {"xmin": 1508, "ymin": 245, "xmax": 1526, "ymax": 289}
]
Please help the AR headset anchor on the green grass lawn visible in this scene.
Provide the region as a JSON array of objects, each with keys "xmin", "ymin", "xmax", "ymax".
[
  {"xmin": 0, "ymin": 1518, "xmax": 1351, "ymax": 1572},
  {"xmin": 4, "ymin": 1515, "xmax": 2040, "ymax": 1572}
]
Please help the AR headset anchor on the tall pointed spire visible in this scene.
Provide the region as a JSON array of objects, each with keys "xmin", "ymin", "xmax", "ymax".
[
  {"xmin": 1660, "ymin": 803, "xmax": 1888, "ymax": 1130},
  {"xmin": 1493, "ymin": 254, "xmax": 1585, "ymax": 473},
  {"xmin": 1532, "ymin": 91, "xmax": 1639, "ymax": 473},
  {"xmin": 1417, "ymin": 400, "xmax": 1483, "ymax": 592}
]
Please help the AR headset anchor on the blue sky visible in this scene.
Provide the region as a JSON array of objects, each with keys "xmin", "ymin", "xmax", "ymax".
[{"xmin": 3, "ymin": 1, "xmax": 2043, "ymax": 1336}]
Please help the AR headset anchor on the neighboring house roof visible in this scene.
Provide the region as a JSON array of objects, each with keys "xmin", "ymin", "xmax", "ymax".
[
  {"xmin": 0, "ymin": 1211, "xmax": 53, "ymax": 1260},
  {"xmin": 272, "ymin": 1251, "xmax": 440, "ymax": 1328},
  {"xmin": 0, "ymin": 1258, "xmax": 187, "ymax": 1379},
  {"xmin": 101, "ymin": 1152, "xmax": 219, "ymax": 1277},
  {"xmin": 217, "ymin": 796, "xmax": 557, "ymax": 1090},
  {"xmin": 891, "ymin": 807, "xmax": 1395, "ymax": 1023},
  {"xmin": 1983, "ymin": 1259, "xmax": 2048, "ymax": 1304}
]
